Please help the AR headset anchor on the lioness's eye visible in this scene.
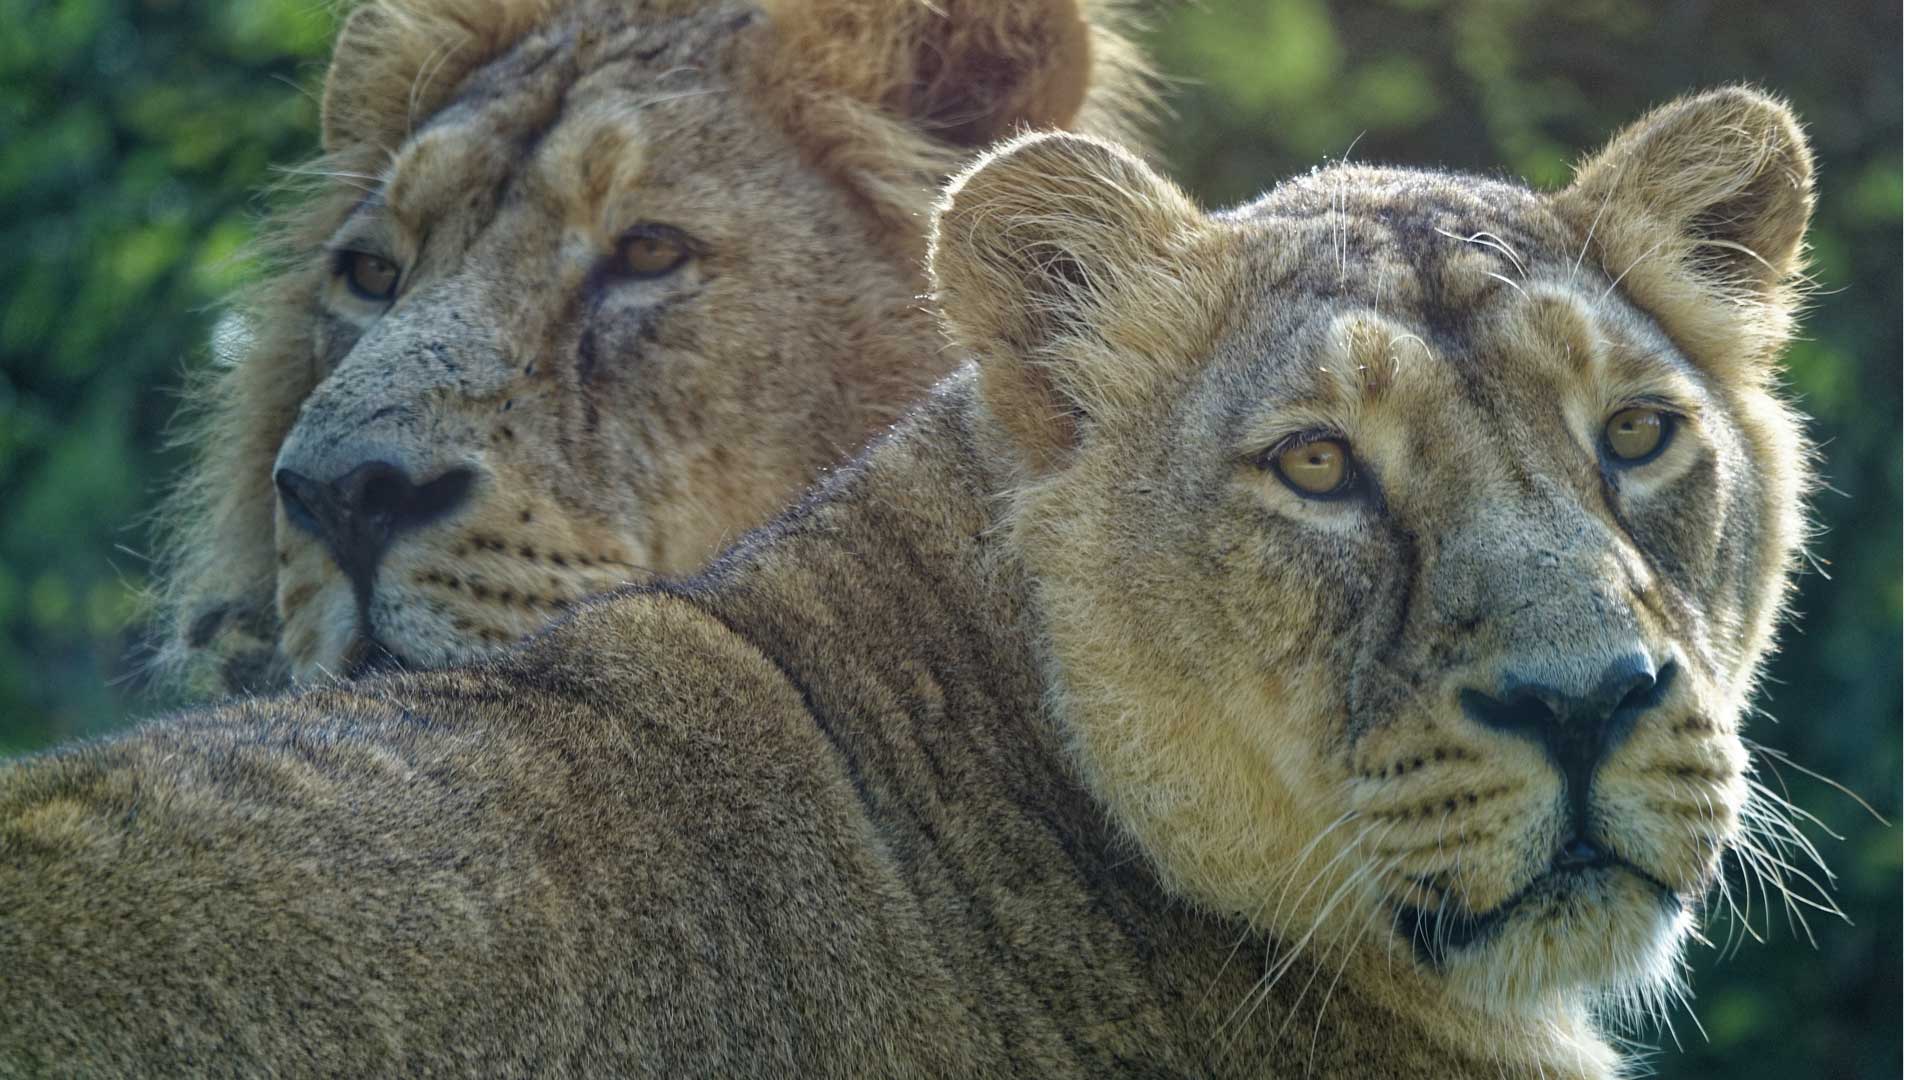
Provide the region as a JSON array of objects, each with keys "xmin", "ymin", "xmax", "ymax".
[
  {"xmin": 615, "ymin": 226, "xmax": 693, "ymax": 279},
  {"xmin": 1603, "ymin": 407, "xmax": 1672, "ymax": 464},
  {"xmin": 339, "ymin": 252, "xmax": 400, "ymax": 302},
  {"xmin": 1271, "ymin": 437, "xmax": 1353, "ymax": 498}
]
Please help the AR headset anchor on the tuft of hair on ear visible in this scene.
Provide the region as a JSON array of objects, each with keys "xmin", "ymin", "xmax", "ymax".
[
  {"xmin": 1553, "ymin": 86, "xmax": 1817, "ymax": 379},
  {"xmin": 754, "ymin": 0, "xmax": 1157, "ymax": 240},
  {"xmin": 765, "ymin": 0, "xmax": 1092, "ymax": 143},
  {"xmin": 929, "ymin": 131, "xmax": 1222, "ymax": 472}
]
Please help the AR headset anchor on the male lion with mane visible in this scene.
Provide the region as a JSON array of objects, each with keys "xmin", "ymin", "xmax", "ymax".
[
  {"xmin": 159, "ymin": 0, "xmax": 1152, "ymax": 692},
  {"xmin": 4, "ymin": 88, "xmax": 1817, "ymax": 1077}
]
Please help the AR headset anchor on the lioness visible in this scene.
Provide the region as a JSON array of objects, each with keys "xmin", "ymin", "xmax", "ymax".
[
  {"xmin": 159, "ymin": 0, "xmax": 1152, "ymax": 692},
  {"xmin": 3, "ymin": 88, "xmax": 1814, "ymax": 1077}
]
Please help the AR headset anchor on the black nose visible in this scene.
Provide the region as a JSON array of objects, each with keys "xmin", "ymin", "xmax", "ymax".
[
  {"xmin": 1459, "ymin": 652, "xmax": 1675, "ymax": 805},
  {"xmin": 274, "ymin": 461, "xmax": 474, "ymax": 598}
]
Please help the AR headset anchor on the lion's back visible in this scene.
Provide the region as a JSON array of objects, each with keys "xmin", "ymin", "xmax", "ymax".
[{"xmin": 0, "ymin": 591, "xmax": 986, "ymax": 1075}]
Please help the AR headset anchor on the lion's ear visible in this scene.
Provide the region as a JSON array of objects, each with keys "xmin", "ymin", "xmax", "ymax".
[
  {"xmin": 1553, "ymin": 87, "xmax": 1816, "ymax": 375},
  {"xmin": 321, "ymin": 4, "xmax": 476, "ymax": 156},
  {"xmin": 930, "ymin": 133, "xmax": 1221, "ymax": 473},
  {"xmin": 762, "ymin": 0, "xmax": 1098, "ymax": 147},
  {"xmin": 320, "ymin": 6, "xmax": 398, "ymax": 154},
  {"xmin": 319, "ymin": 1, "xmax": 551, "ymax": 155}
]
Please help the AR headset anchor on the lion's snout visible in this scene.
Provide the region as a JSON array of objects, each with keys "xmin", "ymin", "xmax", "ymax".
[
  {"xmin": 1457, "ymin": 650, "xmax": 1672, "ymax": 792},
  {"xmin": 274, "ymin": 460, "xmax": 478, "ymax": 599}
]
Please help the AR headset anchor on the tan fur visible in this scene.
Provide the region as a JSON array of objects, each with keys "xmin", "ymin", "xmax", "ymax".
[
  {"xmin": 4, "ymin": 89, "xmax": 1816, "ymax": 1078},
  {"xmin": 158, "ymin": 0, "xmax": 1155, "ymax": 691},
  {"xmin": 934, "ymin": 97, "xmax": 1814, "ymax": 1069}
]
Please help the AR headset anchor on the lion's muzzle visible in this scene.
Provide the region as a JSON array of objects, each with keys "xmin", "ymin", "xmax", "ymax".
[
  {"xmin": 275, "ymin": 460, "xmax": 477, "ymax": 606},
  {"xmin": 1457, "ymin": 650, "xmax": 1676, "ymax": 833}
]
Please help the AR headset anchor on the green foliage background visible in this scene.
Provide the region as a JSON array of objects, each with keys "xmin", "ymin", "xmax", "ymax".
[{"xmin": 0, "ymin": 0, "xmax": 1899, "ymax": 1074}]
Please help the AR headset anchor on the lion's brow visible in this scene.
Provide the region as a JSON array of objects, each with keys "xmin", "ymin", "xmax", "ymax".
[{"xmin": 376, "ymin": 35, "xmax": 585, "ymax": 227}]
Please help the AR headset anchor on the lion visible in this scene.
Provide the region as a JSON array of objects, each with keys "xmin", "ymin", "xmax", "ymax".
[
  {"xmin": 159, "ymin": 0, "xmax": 1153, "ymax": 693},
  {"xmin": 2, "ymin": 87, "xmax": 1817, "ymax": 1077}
]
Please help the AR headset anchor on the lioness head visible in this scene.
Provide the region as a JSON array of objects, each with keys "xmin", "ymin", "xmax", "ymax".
[
  {"xmin": 161, "ymin": 0, "xmax": 1151, "ymax": 689},
  {"xmin": 934, "ymin": 89, "xmax": 1813, "ymax": 1024}
]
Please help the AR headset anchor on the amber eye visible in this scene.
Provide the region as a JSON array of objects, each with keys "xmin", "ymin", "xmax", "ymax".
[
  {"xmin": 1271, "ymin": 437, "xmax": 1354, "ymax": 498},
  {"xmin": 1603, "ymin": 407, "xmax": 1672, "ymax": 464},
  {"xmin": 615, "ymin": 227, "xmax": 693, "ymax": 279},
  {"xmin": 340, "ymin": 251, "xmax": 400, "ymax": 302}
]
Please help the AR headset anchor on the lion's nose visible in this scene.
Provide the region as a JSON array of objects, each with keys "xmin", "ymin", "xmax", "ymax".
[
  {"xmin": 1458, "ymin": 651, "xmax": 1675, "ymax": 801},
  {"xmin": 274, "ymin": 461, "xmax": 475, "ymax": 596}
]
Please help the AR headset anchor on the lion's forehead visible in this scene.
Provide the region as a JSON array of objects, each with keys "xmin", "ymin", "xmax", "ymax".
[
  {"xmin": 1161, "ymin": 177, "xmax": 1773, "ymax": 715},
  {"xmin": 1227, "ymin": 165, "xmax": 1568, "ymax": 261},
  {"xmin": 1169, "ymin": 168, "xmax": 1755, "ymax": 593},
  {"xmin": 1209, "ymin": 183, "xmax": 1697, "ymax": 447},
  {"xmin": 380, "ymin": 14, "xmax": 750, "ymax": 237},
  {"xmin": 1243, "ymin": 176, "xmax": 1556, "ymax": 307}
]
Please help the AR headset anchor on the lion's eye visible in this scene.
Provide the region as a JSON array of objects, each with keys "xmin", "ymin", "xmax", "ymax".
[
  {"xmin": 1271, "ymin": 437, "xmax": 1353, "ymax": 498},
  {"xmin": 1603, "ymin": 407, "xmax": 1672, "ymax": 464},
  {"xmin": 339, "ymin": 252, "xmax": 400, "ymax": 302},
  {"xmin": 615, "ymin": 227, "xmax": 693, "ymax": 279}
]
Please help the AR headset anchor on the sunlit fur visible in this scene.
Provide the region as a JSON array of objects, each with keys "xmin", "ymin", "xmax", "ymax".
[
  {"xmin": 2, "ymin": 92, "xmax": 1818, "ymax": 1078},
  {"xmin": 154, "ymin": 0, "xmax": 1155, "ymax": 692},
  {"xmin": 932, "ymin": 91, "xmax": 1815, "ymax": 1069}
]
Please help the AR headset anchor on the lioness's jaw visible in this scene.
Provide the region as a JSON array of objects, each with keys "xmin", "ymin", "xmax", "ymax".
[
  {"xmin": 162, "ymin": 0, "xmax": 1156, "ymax": 689},
  {"xmin": 935, "ymin": 91, "xmax": 1813, "ymax": 1062}
]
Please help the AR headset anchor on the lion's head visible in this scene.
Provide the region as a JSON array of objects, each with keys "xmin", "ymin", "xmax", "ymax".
[
  {"xmin": 933, "ymin": 89, "xmax": 1813, "ymax": 1038},
  {"xmin": 161, "ymin": 0, "xmax": 1152, "ymax": 690}
]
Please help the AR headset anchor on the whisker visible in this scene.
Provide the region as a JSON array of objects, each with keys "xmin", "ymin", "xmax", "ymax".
[
  {"xmin": 1306, "ymin": 859, "xmax": 1401, "ymax": 1073},
  {"xmin": 1742, "ymin": 738, "xmax": 1889, "ymax": 826},
  {"xmin": 1204, "ymin": 811, "xmax": 1359, "ymax": 1003},
  {"xmin": 1485, "ymin": 270, "xmax": 1527, "ymax": 300},
  {"xmin": 1435, "ymin": 226, "xmax": 1529, "ymax": 278},
  {"xmin": 1223, "ymin": 823, "xmax": 1386, "ymax": 1041},
  {"xmin": 1600, "ymin": 240, "xmax": 1668, "ymax": 302},
  {"xmin": 1571, "ymin": 159, "xmax": 1626, "ymax": 278}
]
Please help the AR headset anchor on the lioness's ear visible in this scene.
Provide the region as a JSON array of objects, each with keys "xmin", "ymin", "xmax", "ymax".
[
  {"xmin": 931, "ymin": 133, "xmax": 1221, "ymax": 472},
  {"xmin": 763, "ymin": 0, "xmax": 1097, "ymax": 147},
  {"xmin": 1553, "ymin": 86, "xmax": 1816, "ymax": 374}
]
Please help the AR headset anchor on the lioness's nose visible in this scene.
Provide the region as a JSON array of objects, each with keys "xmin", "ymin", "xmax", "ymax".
[
  {"xmin": 275, "ymin": 461, "xmax": 475, "ymax": 593},
  {"xmin": 1458, "ymin": 651, "xmax": 1674, "ymax": 785}
]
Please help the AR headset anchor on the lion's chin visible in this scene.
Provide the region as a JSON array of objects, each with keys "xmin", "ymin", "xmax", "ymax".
[
  {"xmin": 1403, "ymin": 859, "xmax": 1691, "ymax": 1015},
  {"xmin": 283, "ymin": 592, "xmax": 511, "ymax": 684},
  {"xmin": 305, "ymin": 629, "xmax": 510, "ymax": 683},
  {"xmin": 339, "ymin": 635, "xmax": 416, "ymax": 680}
]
